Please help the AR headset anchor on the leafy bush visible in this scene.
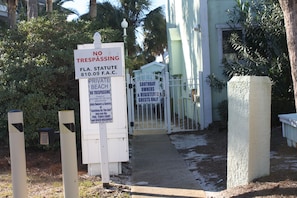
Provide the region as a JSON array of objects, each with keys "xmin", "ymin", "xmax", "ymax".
[
  {"xmin": 217, "ymin": 100, "xmax": 228, "ymax": 128},
  {"xmin": 208, "ymin": 0, "xmax": 295, "ymax": 124},
  {"xmin": 0, "ymin": 13, "xmax": 121, "ymax": 147}
]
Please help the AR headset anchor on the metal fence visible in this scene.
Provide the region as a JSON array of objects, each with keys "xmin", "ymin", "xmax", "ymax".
[{"xmin": 127, "ymin": 71, "xmax": 200, "ymax": 134}]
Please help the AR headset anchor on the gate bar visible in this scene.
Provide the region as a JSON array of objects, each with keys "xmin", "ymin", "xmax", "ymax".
[
  {"xmin": 126, "ymin": 71, "xmax": 134, "ymax": 134},
  {"xmin": 165, "ymin": 72, "xmax": 171, "ymax": 134}
]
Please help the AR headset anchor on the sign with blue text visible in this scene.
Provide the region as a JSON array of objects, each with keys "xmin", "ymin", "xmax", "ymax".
[
  {"xmin": 74, "ymin": 47, "xmax": 123, "ymax": 79},
  {"xmin": 136, "ymin": 81, "xmax": 162, "ymax": 104},
  {"xmin": 88, "ymin": 77, "xmax": 113, "ymax": 123}
]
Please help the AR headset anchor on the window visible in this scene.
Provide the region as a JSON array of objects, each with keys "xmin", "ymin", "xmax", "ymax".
[{"xmin": 217, "ymin": 24, "xmax": 242, "ymax": 65}]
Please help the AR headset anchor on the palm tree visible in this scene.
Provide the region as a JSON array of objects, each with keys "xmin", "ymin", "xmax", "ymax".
[
  {"xmin": 120, "ymin": 0, "xmax": 151, "ymax": 56},
  {"xmin": 143, "ymin": 6, "xmax": 167, "ymax": 62},
  {"xmin": 95, "ymin": 2, "xmax": 124, "ymax": 29},
  {"xmin": 46, "ymin": 0, "xmax": 53, "ymax": 13},
  {"xmin": 27, "ymin": 0, "xmax": 38, "ymax": 20},
  {"xmin": 89, "ymin": 0, "xmax": 96, "ymax": 20},
  {"xmin": 279, "ymin": 0, "xmax": 297, "ymax": 110},
  {"xmin": 80, "ymin": 0, "xmax": 167, "ymax": 63},
  {"xmin": 7, "ymin": 0, "xmax": 17, "ymax": 28},
  {"xmin": 55, "ymin": 0, "xmax": 80, "ymax": 16}
]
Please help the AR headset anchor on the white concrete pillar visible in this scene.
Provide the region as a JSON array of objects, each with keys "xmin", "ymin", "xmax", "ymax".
[
  {"xmin": 8, "ymin": 110, "xmax": 28, "ymax": 198},
  {"xmin": 58, "ymin": 110, "xmax": 79, "ymax": 198},
  {"xmin": 227, "ymin": 76, "xmax": 271, "ymax": 189}
]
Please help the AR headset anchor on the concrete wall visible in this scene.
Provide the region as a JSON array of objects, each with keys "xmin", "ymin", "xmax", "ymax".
[{"xmin": 227, "ymin": 76, "xmax": 271, "ymax": 188}]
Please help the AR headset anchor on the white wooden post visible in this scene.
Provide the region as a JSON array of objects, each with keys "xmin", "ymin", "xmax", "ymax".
[
  {"xmin": 8, "ymin": 110, "xmax": 28, "ymax": 198},
  {"xmin": 99, "ymin": 123, "xmax": 110, "ymax": 186},
  {"xmin": 58, "ymin": 110, "xmax": 79, "ymax": 198},
  {"xmin": 93, "ymin": 33, "xmax": 110, "ymax": 187}
]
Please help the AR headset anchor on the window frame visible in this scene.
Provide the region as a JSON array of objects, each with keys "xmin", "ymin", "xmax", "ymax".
[{"xmin": 216, "ymin": 24, "xmax": 242, "ymax": 66}]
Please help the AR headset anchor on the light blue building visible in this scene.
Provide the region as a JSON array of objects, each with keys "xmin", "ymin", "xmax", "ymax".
[
  {"xmin": 166, "ymin": 0, "xmax": 239, "ymax": 127},
  {"xmin": 0, "ymin": 1, "xmax": 7, "ymax": 22},
  {"xmin": 133, "ymin": 61, "xmax": 166, "ymax": 80}
]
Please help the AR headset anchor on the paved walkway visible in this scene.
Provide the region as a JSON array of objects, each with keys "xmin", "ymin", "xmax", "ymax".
[{"xmin": 131, "ymin": 130, "xmax": 205, "ymax": 198}]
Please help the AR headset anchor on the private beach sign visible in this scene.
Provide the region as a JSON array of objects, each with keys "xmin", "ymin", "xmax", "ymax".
[{"xmin": 74, "ymin": 37, "xmax": 124, "ymax": 123}]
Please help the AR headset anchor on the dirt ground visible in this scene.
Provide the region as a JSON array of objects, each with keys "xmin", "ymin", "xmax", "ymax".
[
  {"xmin": 0, "ymin": 125, "xmax": 297, "ymax": 197},
  {"xmin": 172, "ymin": 125, "xmax": 297, "ymax": 198},
  {"xmin": 0, "ymin": 147, "xmax": 131, "ymax": 197}
]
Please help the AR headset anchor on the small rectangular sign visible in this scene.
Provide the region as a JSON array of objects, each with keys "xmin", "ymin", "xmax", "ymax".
[
  {"xmin": 136, "ymin": 81, "xmax": 162, "ymax": 104},
  {"xmin": 88, "ymin": 77, "xmax": 113, "ymax": 123},
  {"xmin": 74, "ymin": 47, "xmax": 122, "ymax": 79},
  {"xmin": 39, "ymin": 132, "xmax": 49, "ymax": 145}
]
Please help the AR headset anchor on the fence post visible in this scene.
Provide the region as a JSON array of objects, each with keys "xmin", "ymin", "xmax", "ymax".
[
  {"xmin": 198, "ymin": 72, "xmax": 205, "ymax": 129},
  {"xmin": 165, "ymin": 72, "xmax": 171, "ymax": 133},
  {"xmin": 126, "ymin": 70, "xmax": 134, "ymax": 135}
]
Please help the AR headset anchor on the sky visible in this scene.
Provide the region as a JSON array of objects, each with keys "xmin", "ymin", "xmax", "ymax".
[
  {"xmin": 62, "ymin": 0, "xmax": 167, "ymax": 55},
  {"xmin": 62, "ymin": 0, "xmax": 167, "ymax": 19}
]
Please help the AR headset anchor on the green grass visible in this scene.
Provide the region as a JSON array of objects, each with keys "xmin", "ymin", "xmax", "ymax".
[{"xmin": 0, "ymin": 172, "xmax": 130, "ymax": 197}]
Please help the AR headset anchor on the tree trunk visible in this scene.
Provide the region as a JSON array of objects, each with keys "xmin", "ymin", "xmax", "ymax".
[
  {"xmin": 8, "ymin": 0, "xmax": 17, "ymax": 29},
  {"xmin": 27, "ymin": 0, "xmax": 38, "ymax": 20},
  {"xmin": 279, "ymin": 0, "xmax": 297, "ymax": 111},
  {"xmin": 46, "ymin": 0, "xmax": 53, "ymax": 13},
  {"xmin": 89, "ymin": 0, "xmax": 97, "ymax": 21}
]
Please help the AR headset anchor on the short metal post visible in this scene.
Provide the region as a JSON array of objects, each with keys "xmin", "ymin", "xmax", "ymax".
[
  {"xmin": 58, "ymin": 110, "xmax": 79, "ymax": 198},
  {"xmin": 8, "ymin": 110, "xmax": 28, "ymax": 198}
]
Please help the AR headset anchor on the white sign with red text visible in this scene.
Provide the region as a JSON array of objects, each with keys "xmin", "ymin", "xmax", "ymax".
[{"xmin": 74, "ymin": 47, "xmax": 123, "ymax": 79}]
